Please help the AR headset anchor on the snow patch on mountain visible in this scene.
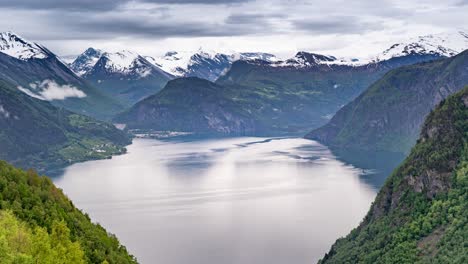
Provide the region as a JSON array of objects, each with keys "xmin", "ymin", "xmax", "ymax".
[
  {"xmin": 101, "ymin": 50, "xmax": 140, "ymax": 73},
  {"xmin": 264, "ymin": 30, "xmax": 468, "ymax": 68},
  {"xmin": 148, "ymin": 50, "xmax": 280, "ymax": 77},
  {"xmin": 0, "ymin": 32, "xmax": 48, "ymax": 60},
  {"xmin": 371, "ymin": 30, "xmax": 468, "ymax": 63},
  {"xmin": 148, "ymin": 50, "xmax": 210, "ymax": 77},
  {"xmin": 18, "ymin": 80, "xmax": 86, "ymax": 101}
]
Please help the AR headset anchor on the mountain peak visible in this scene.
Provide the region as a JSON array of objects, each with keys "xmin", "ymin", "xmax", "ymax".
[
  {"xmin": 83, "ymin": 47, "xmax": 102, "ymax": 57},
  {"xmin": 0, "ymin": 31, "xmax": 48, "ymax": 60},
  {"xmin": 70, "ymin": 47, "xmax": 103, "ymax": 76},
  {"xmin": 293, "ymin": 51, "xmax": 337, "ymax": 65}
]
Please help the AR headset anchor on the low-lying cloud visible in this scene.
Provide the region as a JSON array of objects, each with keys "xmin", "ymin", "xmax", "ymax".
[
  {"xmin": 18, "ymin": 80, "xmax": 87, "ymax": 101},
  {"xmin": 0, "ymin": 104, "xmax": 10, "ymax": 118}
]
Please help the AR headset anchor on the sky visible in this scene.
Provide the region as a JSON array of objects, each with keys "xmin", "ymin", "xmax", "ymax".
[{"xmin": 0, "ymin": 0, "xmax": 467, "ymax": 58}]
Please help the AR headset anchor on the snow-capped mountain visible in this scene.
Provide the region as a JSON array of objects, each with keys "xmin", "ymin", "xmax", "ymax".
[
  {"xmin": 0, "ymin": 31, "xmax": 122, "ymax": 120},
  {"xmin": 0, "ymin": 31, "xmax": 49, "ymax": 60},
  {"xmin": 283, "ymin": 52, "xmax": 337, "ymax": 67},
  {"xmin": 147, "ymin": 50, "xmax": 279, "ymax": 81},
  {"xmin": 372, "ymin": 30, "xmax": 468, "ymax": 63},
  {"xmin": 259, "ymin": 31, "xmax": 468, "ymax": 68},
  {"xmin": 70, "ymin": 48, "xmax": 102, "ymax": 76},
  {"xmin": 86, "ymin": 50, "xmax": 171, "ymax": 79},
  {"xmin": 83, "ymin": 50, "xmax": 172, "ymax": 106}
]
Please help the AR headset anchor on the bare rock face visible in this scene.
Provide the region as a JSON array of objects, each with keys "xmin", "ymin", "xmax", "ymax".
[{"xmin": 407, "ymin": 170, "xmax": 453, "ymax": 198}]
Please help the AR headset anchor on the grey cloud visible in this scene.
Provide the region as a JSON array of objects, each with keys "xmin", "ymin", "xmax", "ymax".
[
  {"xmin": 0, "ymin": 0, "xmax": 251, "ymax": 11},
  {"xmin": 225, "ymin": 13, "xmax": 286, "ymax": 24},
  {"xmin": 71, "ymin": 19, "xmax": 262, "ymax": 39},
  {"xmin": 293, "ymin": 16, "xmax": 385, "ymax": 34}
]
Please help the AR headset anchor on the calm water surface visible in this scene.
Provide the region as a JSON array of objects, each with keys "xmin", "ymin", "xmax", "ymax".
[{"xmin": 53, "ymin": 137, "xmax": 379, "ymax": 264}]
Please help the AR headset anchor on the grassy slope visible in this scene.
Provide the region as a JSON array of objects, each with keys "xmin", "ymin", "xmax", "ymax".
[
  {"xmin": 319, "ymin": 87, "xmax": 468, "ymax": 263},
  {"xmin": 0, "ymin": 80, "xmax": 131, "ymax": 172}
]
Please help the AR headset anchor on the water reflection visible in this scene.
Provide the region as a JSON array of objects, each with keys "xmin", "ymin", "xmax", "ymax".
[{"xmin": 53, "ymin": 137, "xmax": 378, "ymax": 264}]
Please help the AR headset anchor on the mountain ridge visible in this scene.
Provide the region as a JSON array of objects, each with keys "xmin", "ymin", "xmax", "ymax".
[{"xmin": 306, "ymin": 49, "xmax": 468, "ymax": 154}]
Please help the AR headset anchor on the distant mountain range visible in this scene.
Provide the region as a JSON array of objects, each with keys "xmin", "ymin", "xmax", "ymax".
[
  {"xmin": 306, "ymin": 50, "xmax": 468, "ymax": 154},
  {"xmin": 145, "ymin": 50, "xmax": 279, "ymax": 81},
  {"xmin": 0, "ymin": 30, "xmax": 467, "ymax": 129},
  {"xmin": 113, "ymin": 54, "xmax": 447, "ymax": 135}
]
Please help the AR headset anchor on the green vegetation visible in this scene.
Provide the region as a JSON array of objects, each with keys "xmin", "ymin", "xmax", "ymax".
[
  {"xmin": 307, "ymin": 50, "xmax": 468, "ymax": 155},
  {"xmin": 0, "ymin": 210, "xmax": 85, "ymax": 263},
  {"xmin": 319, "ymin": 87, "xmax": 468, "ymax": 263},
  {"xmin": 0, "ymin": 80, "xmax": 131, "ymax": 172},
  {"xmin": 0, "ymin": 160, "xmax": 137, "ymax": 263}
]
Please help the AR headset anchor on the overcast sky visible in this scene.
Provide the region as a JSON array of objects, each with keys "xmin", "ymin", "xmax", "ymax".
[{"xmin": 0, "ymin": 0, "xmax": 467, "ymax": 58}]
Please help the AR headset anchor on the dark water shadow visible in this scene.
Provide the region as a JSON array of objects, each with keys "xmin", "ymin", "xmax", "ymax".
[{"xmin": 329, "ymin": 147, "xmax": 406, "ymax": 190}]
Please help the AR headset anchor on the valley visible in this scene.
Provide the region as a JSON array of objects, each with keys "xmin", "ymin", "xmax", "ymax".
[{"xmin": 0, "ymin": 12, "xmax": 466, "ymax": 263}]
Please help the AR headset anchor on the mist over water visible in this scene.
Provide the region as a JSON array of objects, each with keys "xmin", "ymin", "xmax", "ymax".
[{"xmin": 53, "ymin": 137, "xmax": 378, "ymax": 264}]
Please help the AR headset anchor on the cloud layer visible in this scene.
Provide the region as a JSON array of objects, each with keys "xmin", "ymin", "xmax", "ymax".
[
  {"xmin": 0, "ymin": 0, "xmax": 466, "ymax": 57},
  {"xmin": 18, "ymin": 80, "xmax": 87, "ymax": 101}
]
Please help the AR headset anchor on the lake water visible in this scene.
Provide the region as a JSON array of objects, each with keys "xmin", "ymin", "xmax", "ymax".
[{"xmin": 53, "ymin": 137, "xmax": 386, "ymax": 264}]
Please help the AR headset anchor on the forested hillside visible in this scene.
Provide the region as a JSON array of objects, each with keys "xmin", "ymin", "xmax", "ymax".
[
  {"xmin": 0, "ymin": 161, "xmax": 137, "ymax": 263},
  {"xmin": 319, "ymin": 87, "xmax": 468, "ymax": 263}
]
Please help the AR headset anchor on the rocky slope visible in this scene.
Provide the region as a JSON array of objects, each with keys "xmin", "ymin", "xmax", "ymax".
[
  {"xmin": 0, "ymin": 79, "xmax": 130, "ymax": 173},
  {"xmin": 306, "ymin": 50, "xmax": 468, "ymax": 154},
  {"xmin": 319, "ymin": 86, "xmax": 468, "ymax": 263}
]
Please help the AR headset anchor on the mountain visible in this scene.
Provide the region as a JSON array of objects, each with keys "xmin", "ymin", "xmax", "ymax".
[
  {"xmin": 69, "ymin": 47, "xmax": 102, "ymax": 76},
  {"xmin": 216, "ymin": 52, "xmax": 444, "ymax": 134},
  {"xmin": 0, "ymin": 32, "xmax": 122, "ymax": 120},
  {"xmin": 319, "ymin": 86, "xmax": 468, "ymax": 263},
  {"xmin": 79, "ymin": 49, "xmax": 172, "ymax": 106},
  {"xmin": 114, "ymin": 77, "xmax": 257, "ymax": 134},
  {"xmin": 112, "ymin": 32, "xmax": 467, "ymax": 136},
  {"xmin": 306, "ymin": 50, "xmax": 468, "ymax": 154},
  {"xmin": 147, "ymin": 50, "xmax": 278, "ymax": 81},
  {"xmin": 0, "ymin": 79, "xmax": 131, "ymax": 173},
  {"xmin": 0, "ymin": 160, "xmax": 137, "ymax": 263},
  {"xmin": 370, "ymin": 31, "xmax": 468, "ymax": 63}
]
